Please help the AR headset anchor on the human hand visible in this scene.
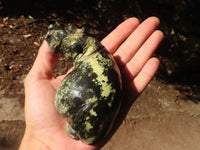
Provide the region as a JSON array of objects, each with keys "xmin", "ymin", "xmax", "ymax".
[
  {"xmin": 19, "ymin": 17, "xmax": 163, "ymax": 150},
  {"xmin": 101, "ymin": 17, "xmax": 163, "ymax": 143}
]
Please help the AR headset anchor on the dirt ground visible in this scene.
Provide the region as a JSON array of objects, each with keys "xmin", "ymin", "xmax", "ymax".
[{"xmin": 0, "ymin": 1, "xmax": 200, "ymax": 150}]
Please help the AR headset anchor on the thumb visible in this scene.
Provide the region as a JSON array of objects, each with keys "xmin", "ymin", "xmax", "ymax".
[{"xmin": 30, "ymin": 40, "xmax": 58, "ymax": 79}]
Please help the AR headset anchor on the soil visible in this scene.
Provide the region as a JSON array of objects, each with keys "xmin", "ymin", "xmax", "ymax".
[{"xmin": 0, "ymin": 1, "xmax": 200, "ymax": 150}]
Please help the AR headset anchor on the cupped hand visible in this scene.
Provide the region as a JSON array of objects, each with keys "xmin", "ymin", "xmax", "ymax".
[{"xmin": 20, "ymin": 17, "xmax": 163, "ymax": 150}]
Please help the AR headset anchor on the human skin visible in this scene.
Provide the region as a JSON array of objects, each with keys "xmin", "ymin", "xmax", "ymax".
[{"xmin": 19, "ymin": 17, "xmax": 163, "ymax": 150}]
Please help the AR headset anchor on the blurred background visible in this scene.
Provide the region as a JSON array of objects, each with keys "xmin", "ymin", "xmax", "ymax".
[{"xmin": 0, "ymin": 0, "xmax": 200, "ymax": 149}]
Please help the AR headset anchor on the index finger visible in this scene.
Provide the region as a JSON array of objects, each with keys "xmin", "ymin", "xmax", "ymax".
[{"xmin": 101, "ymin": 17, "xmax": 140, "ymax": 54}]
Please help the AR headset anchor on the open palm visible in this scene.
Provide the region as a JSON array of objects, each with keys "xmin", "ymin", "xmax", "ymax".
[{"xmin": 20, "ymin": 17, "xmax": 163, "ymax": 150}]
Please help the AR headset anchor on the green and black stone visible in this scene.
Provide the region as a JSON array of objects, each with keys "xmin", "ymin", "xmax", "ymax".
[{"xmin": 44, "ymin": 24, "xmax": 122, "ymax": 144}]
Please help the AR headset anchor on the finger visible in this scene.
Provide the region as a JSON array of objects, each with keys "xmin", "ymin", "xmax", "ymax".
[
  {"xmin": 101, "ymin": 17, "xmax": 140, "ymax": 54},
  {"xmin": 130, "ymin": 57, "xmax": 160, "ymax": 94},
  {"xmin": 30, "ymin": 40, "xmax": 58, "ymax": 79},
  {"xmin": 114, "ymin": 17, "xmax": 160, "ymax": 68},
  {"xmin": 121, "ymin": 30, "xmax": 163, "ymax": 81}
]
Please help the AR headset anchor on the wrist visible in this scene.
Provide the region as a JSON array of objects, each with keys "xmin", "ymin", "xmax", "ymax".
[{"xmin": 19, "ymin": 129, "xmax": 51, "ymax": 150}]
